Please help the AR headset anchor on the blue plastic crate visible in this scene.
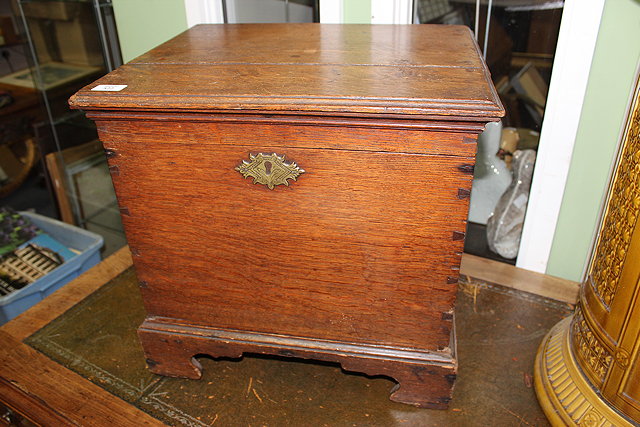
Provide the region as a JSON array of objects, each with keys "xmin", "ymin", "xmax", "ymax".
[{"xmin": 0, "ymin": 212, "xmax": 104, "ymax": 324}]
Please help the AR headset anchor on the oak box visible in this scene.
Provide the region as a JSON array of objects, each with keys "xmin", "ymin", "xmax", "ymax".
[{"xmin": 70, "ymin": 24, "xmax": 503, "ymax": 408}]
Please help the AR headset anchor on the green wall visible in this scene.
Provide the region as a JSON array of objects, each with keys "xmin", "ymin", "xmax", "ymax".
[
  {"xmin": 546, "ymin": 0, "xmax": 640, "ymax": 281},
  {"xmin": 343, "ymin": 0, "xmax": 371, "ymax": 23},
  {"xmin": 112, "ymin": 0, "xmax": 188, "ymax": 63}
]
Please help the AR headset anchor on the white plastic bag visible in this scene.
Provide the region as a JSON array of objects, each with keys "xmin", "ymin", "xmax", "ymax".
[{"xmin": 486, "ymin": 149, "xmax": 536, "ymax": 259}]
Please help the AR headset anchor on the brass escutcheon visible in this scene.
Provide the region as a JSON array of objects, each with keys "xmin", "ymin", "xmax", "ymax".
[{"xmin": 235, "ymin": 153, "xmax": 304, "ymax": 189}]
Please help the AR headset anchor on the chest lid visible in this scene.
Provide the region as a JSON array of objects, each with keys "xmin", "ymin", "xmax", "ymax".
[{"xmin": 70, "ymin": 24, "xmax": 503, "ymax": 122}]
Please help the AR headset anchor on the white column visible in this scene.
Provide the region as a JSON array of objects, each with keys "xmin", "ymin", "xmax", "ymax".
[
  {"xmin": 184, "ymin": 0, "xmax": 225, "ymax": 26},
  {"xmin": 371, "ymin": 0, "xmax": 413, "ymax": 24},
  {"xmin": 320, "ymin": 0, "xmax": 344, "ymax": 23},
  {"xmin": 516, "ymin": 0, "xmax": 606, "ymax": 273}
]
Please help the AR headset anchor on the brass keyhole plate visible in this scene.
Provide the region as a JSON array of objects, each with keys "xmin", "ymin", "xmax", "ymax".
[{"xmin": 235, "ymin": 153, "xmax": 305, "ymax": 189}]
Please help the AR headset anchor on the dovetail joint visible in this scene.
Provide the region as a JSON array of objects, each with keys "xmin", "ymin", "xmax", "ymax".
[
  {"xmin": 104, "ymin": 148, "xmax": 117, "ymax": 159},
  {"xmin": 457, "ymin": 164, "xmax": 475, "ymax": 174},
  {"xmin": 441, "ymin": 311, "xmax": 454, "ymax": 321},
  {"xmin": 452, "ymin": 231, "xmax": 465, "ymax": 241},
  {"xmin": 445, "ymin": 374, "xmax": 457, "ymax": 383},
  {"xmin": 457, "ymin": 188, "xmax": 471, "ymax": 199}
]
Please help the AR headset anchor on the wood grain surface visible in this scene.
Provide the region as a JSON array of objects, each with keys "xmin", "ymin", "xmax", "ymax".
[
  {"xmin": 129, "ymin": 24, "xmax": 484, "ymax": 67},
  {"xmin": 69, "ymin": 24, "xmax": 503, "ymax": 120}
]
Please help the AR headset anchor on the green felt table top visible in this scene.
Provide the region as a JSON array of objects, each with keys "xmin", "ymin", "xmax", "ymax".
[{"xmin": 23, "ymin": 262, "xmax": 568, "ymax": 426}]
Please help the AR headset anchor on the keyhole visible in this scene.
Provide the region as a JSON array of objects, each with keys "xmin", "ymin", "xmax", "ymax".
[{"xmin": 264, "ymin": 161, "xmax": 272, "ymax": 175}]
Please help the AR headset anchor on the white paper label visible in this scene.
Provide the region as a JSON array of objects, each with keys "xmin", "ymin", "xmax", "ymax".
[{"xmin": 91, "ymin": 84, "xmax": 127, "ymax": 92}]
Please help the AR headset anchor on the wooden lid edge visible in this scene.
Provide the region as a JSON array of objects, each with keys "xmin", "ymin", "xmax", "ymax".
[{"xmin": 69, "ymin": 93, "xmax": 504, "ymax": 121}]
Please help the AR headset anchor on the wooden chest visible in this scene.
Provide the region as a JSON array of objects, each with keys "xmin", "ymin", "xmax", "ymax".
[{"xmin": 70, "ymin": 24, "xmax": 503, "ymax": 409}]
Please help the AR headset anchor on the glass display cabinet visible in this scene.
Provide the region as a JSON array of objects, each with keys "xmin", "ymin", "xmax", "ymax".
[{"xmin": 5, "ymin": 0, "xmax": 125, "ymax": 255}]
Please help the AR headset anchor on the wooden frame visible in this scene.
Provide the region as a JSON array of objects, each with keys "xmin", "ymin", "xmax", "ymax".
[
  {"xmin": 45, "ymin": 140, "xmax": 108, "ymax": 225},
  {"xmin": 0, "ymin": 247, "xmax": 162, "ymax": 426}
]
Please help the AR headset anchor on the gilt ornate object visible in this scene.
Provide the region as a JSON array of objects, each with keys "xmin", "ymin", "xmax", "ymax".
[{"xmin": 534, "ymin": 76, "xmax": 640, "ymax": 426}]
